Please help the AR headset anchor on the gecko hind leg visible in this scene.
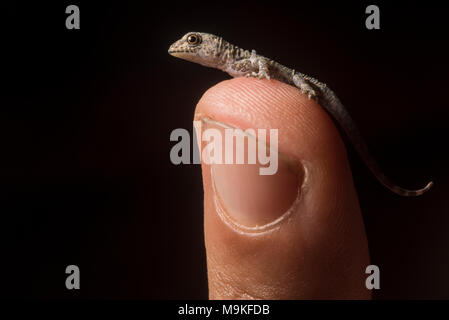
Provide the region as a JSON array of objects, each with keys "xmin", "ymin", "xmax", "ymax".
[
  {"xmin": 293, "ymin": 74, "xmax": 317, "ymax": 99},
  {"xmin": 257, "ymin": 59, "xmax": 270, "ymax": 80}
]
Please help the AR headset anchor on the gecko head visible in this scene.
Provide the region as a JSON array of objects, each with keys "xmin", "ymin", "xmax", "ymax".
[{"xmin": 168, "ymin": 32, "xmax": 223, "ymax": 68}]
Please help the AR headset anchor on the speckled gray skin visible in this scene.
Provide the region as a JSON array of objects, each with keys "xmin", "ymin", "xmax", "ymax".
[{"xmin": 169, "ymin": 32, "xmax": 433, "ymax": 196}]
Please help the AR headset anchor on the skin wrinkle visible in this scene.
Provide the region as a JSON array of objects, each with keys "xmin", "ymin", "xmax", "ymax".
[
  {"xmin": 208, "ymin": 218, "xmax": 306, "ymax": 299},
  {"xmin": 208, "ymin": 256, "xmax": 255, "ymax": 299},
  {"xmin": 210, "ymin": 260, "xmax": 291, "ymax": 300}
]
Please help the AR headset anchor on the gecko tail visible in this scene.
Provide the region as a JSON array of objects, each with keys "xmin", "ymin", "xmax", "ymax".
[
  {"xmin": 318, "ymin": 88, "xmax": 434, "ymax": 197},
  {"xmin": 381, "ymin": 178, "xmax": 434, "ymax": 197}
]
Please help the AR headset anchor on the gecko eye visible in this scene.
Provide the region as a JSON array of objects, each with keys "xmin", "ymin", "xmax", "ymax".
[{"xmin": 187, "ymin": 34, "xmax": 201, "ymax": 45}]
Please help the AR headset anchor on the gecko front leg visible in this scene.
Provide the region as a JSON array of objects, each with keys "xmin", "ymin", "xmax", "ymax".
[
  {"xmin": 245, "ymin": 50, "xmax": 271, "ymax": 79},
  {"xmin": 293, "ymin": 74, "xmax": 317, "ymax": 100}
]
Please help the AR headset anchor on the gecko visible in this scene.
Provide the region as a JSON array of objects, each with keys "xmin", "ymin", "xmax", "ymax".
[{"xmin": 168, "ymin": 32, "xmax": 433, "ymax": 196}]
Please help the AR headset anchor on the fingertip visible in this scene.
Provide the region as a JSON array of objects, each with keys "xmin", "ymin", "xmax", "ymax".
[{"xmin": 196, "ymin": 77, "xmax": 370, "ymax": 299}]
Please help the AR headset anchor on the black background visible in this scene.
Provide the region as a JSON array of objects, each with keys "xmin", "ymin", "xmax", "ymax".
[{"xmin": 2, "ymin": 1, "xmax": 449, "ymax": 299}]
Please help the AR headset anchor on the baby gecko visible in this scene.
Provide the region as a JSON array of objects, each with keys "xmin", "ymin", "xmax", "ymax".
[{"xmin": 168, "ymin": 32, "xmax": 433, "ymax": 196}]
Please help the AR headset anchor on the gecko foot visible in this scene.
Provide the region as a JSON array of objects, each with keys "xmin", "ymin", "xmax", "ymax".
[
  {"xmin": 258, "ymin": 70, "xmax": 271, "ymax": 80},
  {"xmin": 293, "ymin": 74, "xmax": 317, "ymax": 99},
  {"xmin": 298, "ymin": 86, "xmax": 316, "ymax": 99},
  {"xmin": 250, "ymin": 70, "xmax": 270, "ymax": 80},
  {"xmin": 307, "ymin": 90, "xmax": 316, "ymax": 99},
  {"xmin": 247, "ymin": 71, "xmax": 270, "ymax": 80}
]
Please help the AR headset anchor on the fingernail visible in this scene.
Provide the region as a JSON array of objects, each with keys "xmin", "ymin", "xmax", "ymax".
[{"xmin": 202, "ymin": 118, "xmax": 304, "ymax": 229}]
